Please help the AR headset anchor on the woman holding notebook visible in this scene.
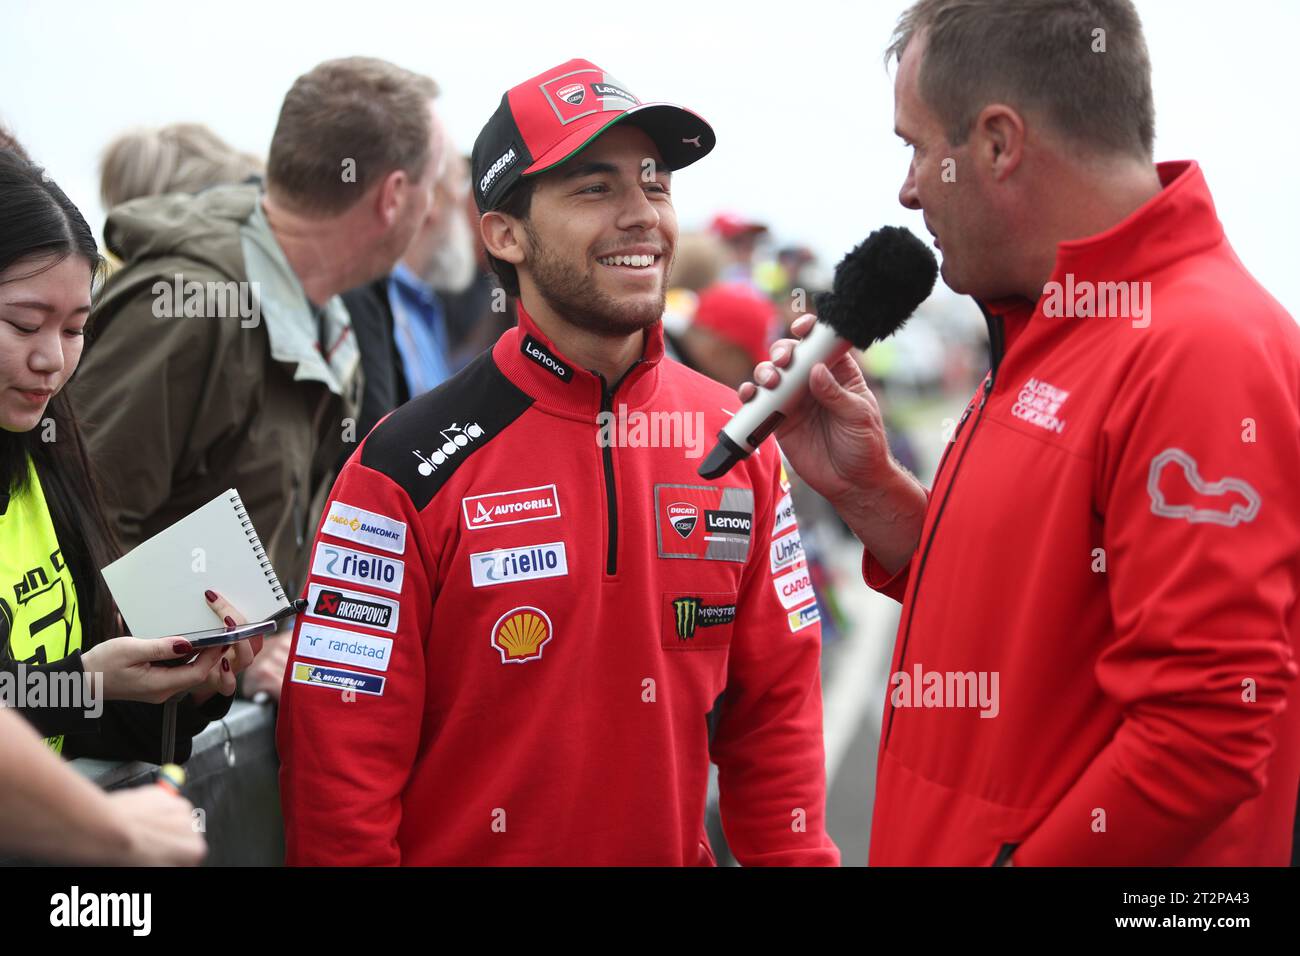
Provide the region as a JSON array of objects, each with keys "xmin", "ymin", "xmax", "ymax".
[{"xmin": 0, "ymin": 144, "xmax": 260, "ymax": 766}]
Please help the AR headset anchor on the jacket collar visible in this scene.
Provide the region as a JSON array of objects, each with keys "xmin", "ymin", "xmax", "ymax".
[
  {"xmin": 492, "ymin": 302, "xmax": 665, "ymax": 419},
  {"xmin": 239, "ymin": 198, "xmax": 360, "ymax": 398},
  {"xmin": 979, "ymin": 160, "xmax": 1224, "ymax": 360}
]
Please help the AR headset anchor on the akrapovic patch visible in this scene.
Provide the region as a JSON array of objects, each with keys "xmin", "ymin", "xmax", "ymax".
[
  {"xmin": 306, "ymin": 582, "xmax": 400, "ymax": 633},
  {"xmin": 654, "ymin": 484, "xmax": 753, "ymax": 563}
]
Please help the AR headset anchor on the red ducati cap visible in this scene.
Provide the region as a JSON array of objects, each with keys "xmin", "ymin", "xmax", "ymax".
[{"xmin": 472, "ymin": 58, "xmax": 716, "ymax": 213}]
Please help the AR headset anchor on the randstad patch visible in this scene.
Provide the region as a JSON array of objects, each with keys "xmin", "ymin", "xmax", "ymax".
[
  {"xmin": 654, "ymin": 484, "xmax": 753, "ymax": 563},
  {"xmin": 661, "ymin": 592, "xmax": 737, "ymax": 650},
  {"xmin": 491, "ymin": 606, "xmax": 553, "ymax": 663},
  {"xmin": 290, "ymin": 661, "xmax": 386, "ymax": 696}
]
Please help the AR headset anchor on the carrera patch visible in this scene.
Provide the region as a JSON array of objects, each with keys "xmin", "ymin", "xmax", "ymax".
[
  {"xmin": 491, "ymin": 606, "xmax": 552, "ymax": 663},
  {"xmin": 291, "ymin": 660, "xmax": 386, "ymax": 697},
  {"xmin": 773, "ymin": 564, "xmax": 815, "ymax": 610},
  {"xmin": 323, "ymin": 501, "xmax": 407, "ymax": 554},
  {"xmin": 654, "ymin": 484, "xmax": 753, "ymax": 563},
  {"xmin": 521, "ymin": 335, "xmax": 573, "ymax": 382},
  {"xmin": 470, "ymin": 541, "xmax": 568, "ymax": 587},
  {"xmin": 311, "ymin": 542, "xmax": 404, "ymax": 594},
  {"xmin": 478, "ymin": 144, "xmax": 519, "ymax": 198},
  {"xmin": 306, "ymin": 583, "xmax": 399, "ymax": 633},
  {"xmin": 296, "ymin": 622, "xmax": 394, "ymax": 672},
  {"xmin": 463, "ymin": 484, "xmax": 561, "ymax": 530},
  {"xmin": 661, "ymin": 592, "xmax": 737, "ymax": 650}
]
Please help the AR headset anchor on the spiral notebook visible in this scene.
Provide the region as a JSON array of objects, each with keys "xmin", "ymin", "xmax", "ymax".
[{"xmin": 101, "ymin": 488, "xmax": 289, "ymax": 639}]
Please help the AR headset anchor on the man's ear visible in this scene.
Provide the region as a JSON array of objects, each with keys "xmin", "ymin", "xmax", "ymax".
[
  {"xmin": 480, "ymin": 210, "xmax": 527, "ymax": 265},
  {"xmin": 974, "ymin": 104, "xmax": 1025, "ymax": 181},
  {"xmin": 375, "ymin": 168, "xmax": 410, "ymax": 228}
]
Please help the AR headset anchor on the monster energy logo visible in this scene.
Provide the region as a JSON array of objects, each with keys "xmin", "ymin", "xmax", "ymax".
[{"xmin": 671, "ymin": 597, "xmax": 737, "ymax": 639}]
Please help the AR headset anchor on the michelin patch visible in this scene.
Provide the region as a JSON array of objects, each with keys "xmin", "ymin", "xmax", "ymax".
[{"xmin": 290, "ymin": 660, "xmax": 385, "ymax": 697}]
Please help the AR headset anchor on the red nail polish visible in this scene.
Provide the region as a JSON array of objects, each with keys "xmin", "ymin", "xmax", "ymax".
[
  {"xmin": 222, "ymin": 658, "xmax": 231, "ymax": 673},
  {"xmin": 224, "ymin": 616, "xmax": 236, "ymax": 628},
  {"xmin": 205, "ymin": 590, "xmax": 218, "ymax": 602},
  {"xmin": 172, "ymin": 640, "xmax": 193, "ymax": 655}
]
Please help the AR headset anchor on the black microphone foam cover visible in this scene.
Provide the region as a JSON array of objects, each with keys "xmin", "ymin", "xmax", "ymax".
[{"xmin": 814, "ymin": 226, "xmax": 938, "ymax": 350}]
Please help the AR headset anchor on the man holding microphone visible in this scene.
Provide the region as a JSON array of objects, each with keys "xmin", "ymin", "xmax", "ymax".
[{"xmin": 744, "ymin": 0, "xmax": 1300, "ymax": 865}]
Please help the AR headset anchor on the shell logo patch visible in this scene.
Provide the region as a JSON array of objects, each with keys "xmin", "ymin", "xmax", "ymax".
[{"xmin": 491, "ymin": 606, "xmax": 553, "ymax": 663}]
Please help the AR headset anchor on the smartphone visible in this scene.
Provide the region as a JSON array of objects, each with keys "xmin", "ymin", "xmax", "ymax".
[{"xmin": 146, "ymin": 600, "xmax": 305, "ymax": 665}]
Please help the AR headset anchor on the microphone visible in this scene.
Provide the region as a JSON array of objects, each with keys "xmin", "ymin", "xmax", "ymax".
[{"xmin": 697, "ymin": 226, "xmax": 938, "ymax": 479}]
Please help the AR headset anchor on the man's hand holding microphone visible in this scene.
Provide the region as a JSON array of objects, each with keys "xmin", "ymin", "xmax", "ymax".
[{"xmin": 707, "ymin": 226, "xmax": 938, "ymax": 575}]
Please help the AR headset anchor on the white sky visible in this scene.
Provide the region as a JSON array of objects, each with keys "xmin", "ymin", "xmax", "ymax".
[{"xmin": 2, "ymin": 0, "xmax": 1296, "ymax": 319}]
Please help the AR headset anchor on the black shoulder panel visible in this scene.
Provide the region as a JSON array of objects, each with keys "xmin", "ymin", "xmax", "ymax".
[{"xmin": 360, "ymin": 351, "xmax": 533, "ymax": 511}]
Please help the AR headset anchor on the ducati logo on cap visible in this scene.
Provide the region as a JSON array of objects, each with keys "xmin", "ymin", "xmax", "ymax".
[
  {"xmin": 541, "ymin": 69, "xmax": 639, "ymax": 125},
  {"xmin": 557, "ymin": 83, "xmax": 585, "ymax": 105}
]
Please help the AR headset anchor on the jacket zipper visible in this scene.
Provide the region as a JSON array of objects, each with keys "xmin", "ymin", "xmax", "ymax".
[
  {"xmin": 883, "ymin": 305, "xmax": 1005, "ymax": 747},
  {"xmin": 596, "ymin": 361, "xmax": 642, "ymax": 576}
]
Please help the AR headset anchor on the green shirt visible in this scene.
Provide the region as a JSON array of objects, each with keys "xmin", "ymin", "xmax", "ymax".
[{"xmin": 0, "ymin": 457, "xmax": 83, "ymax": 752}]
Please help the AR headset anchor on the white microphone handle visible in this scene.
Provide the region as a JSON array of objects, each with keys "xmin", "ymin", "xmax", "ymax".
[{"xmin": 723, "ymin": 319, "xmax": 852, "ymax": 453}]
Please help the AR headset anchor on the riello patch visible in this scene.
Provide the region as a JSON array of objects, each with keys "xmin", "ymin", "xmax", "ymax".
[{"xmin": 654, "ymin": 484, "xmax": 753, "ymax": 563}]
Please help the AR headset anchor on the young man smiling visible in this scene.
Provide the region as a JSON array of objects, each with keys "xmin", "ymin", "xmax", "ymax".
[{"xmin": 276, "ymin": 59, "xmax": 839, "ymax": 866}]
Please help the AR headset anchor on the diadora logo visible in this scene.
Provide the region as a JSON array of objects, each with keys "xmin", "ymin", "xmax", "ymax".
[
  {"xmin": 521, "ymin": 335, "xmax": 572, "ymax": 381},
  {"xmin": 311, "ymin": 543, "xmax": 404, "ymax": 594},
  {"xmin": 491, "ymin": 606, "xmax": 553, "ymax": 663},
  {"xmin": 556, "ymin": 82, "xmax": 585, "ymax": 105},
  {"xmin": 770, "ymin": 529, "xmax": 806, "ymax": 573},
  {"xmin": 323, "ymin": 502, "xmax": 407, "ymax": 554},
  {"xmin": 471, "ymin": 542, "xmax": 568, "ymax": 588},
  {"xmin": 306, "ymin": 583, "xmax": 399, "ymax": 633},
  {"xmin": 413, "ymin": 422, "xmax": 485, "ymax": 477},
  {"xmin": 668, "ymin": 502, "xmax": 698, "ymax": 539},
  {"xmin": 463, "ymin": 484, "xmax": 561, "ymax": 530},
  {"xmin": 670, "ymin": 597, "xmax": 737, "ymax": 639}
]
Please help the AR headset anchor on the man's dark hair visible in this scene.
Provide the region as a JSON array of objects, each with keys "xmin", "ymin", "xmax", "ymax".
[
  {"xmin": 485, "ymin": 177, "xmax": 538, "ymax": 298},
  {"xmin": 887, "ymin": 0, "xmax": 1155, "ymax": 160}
]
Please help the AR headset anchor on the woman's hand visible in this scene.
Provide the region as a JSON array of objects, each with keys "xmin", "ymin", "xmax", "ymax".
[
  {"xmin": 190, "ymin": 590, "xmax": 262, "ymax": 705},
  {"xmin": 81, "ymin": 637, "xmax": 224, "ymax": 705}
]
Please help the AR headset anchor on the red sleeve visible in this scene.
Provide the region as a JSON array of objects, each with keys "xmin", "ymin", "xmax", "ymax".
[
  {"xmin": 858, "ymin": 486, "xmax": 931, "ymax": 603},
  {"xmin": 1016, "ymin": 316, "xmax": 1300, "ymax": 865},
  {"xmin": 709, "ymin": 445, "xmax": 841, "ymax": 866},
  {"xmin": 276, "ymin": 461, "xmax": 435, "ymax": 866}
]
